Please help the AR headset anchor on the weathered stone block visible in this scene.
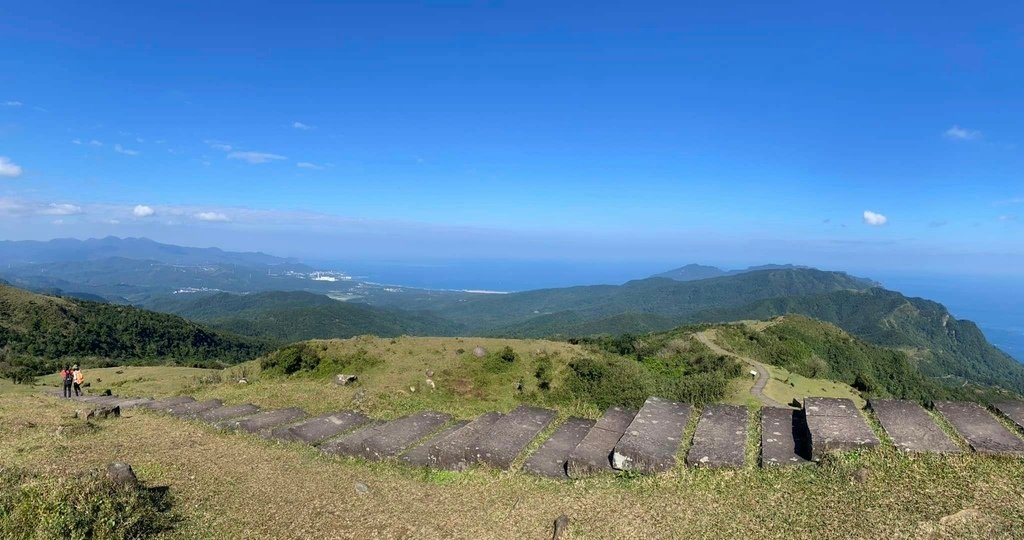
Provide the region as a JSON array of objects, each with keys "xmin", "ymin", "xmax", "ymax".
[
  {"xmin": 613, "ymin": 397, "xmax": 691, "ymax": 473},
  {"xmin": 321, "ymin": 421, "xmax": 385, "ymax": 456},
  {"xmin": 358, "ymin": 412, "xmax": 452, "ymax": 461},
  {"xmin": 934, "ymin": 401, "xmax": 1024, "ymax": 456},
  {"xmin": 686, "ymin": 404, "xmax": 747, "ymax": 468},
  {"xmin": 566, "ymin": 406, "xmax": 636, "ymax": 477},
  {"xmin": 993, "ymin": 401, "xmax": 1024, "ymax": 432},
  {"xmin": 221, "ymin": 408, "xmax": 306, "ymax": 433},
  {"xmin": 429, "ymin": 412, "xmax": 503, "ymax": 470},
  {"xmin": 270, "ymin": 410, "xmax": 371, "ymax": 445},
  {"xmin": 468, "ymin": 405, "xmax": 556, "ymax": 469},
  {"xmin": 167, "ymin": 399, "xmax": 224, "ymax": 418},
  {"xmin": 760, "ymin": 407, "xmax": 810, "ymax": 467},
  {"xmin": 401, "ymin": 421, "xmax": 469, "ymax": 467},
  {"xmin": 523, "ymin": 417, "xmax": 595, "ymax": 478},
  {"xmin": 869, "ymin": 399, "xmax": 959, "ymax": 454},
  {"xmin": 198, "ymin": 403, "xmax": 260, "ymax": 423},
  {"xmin": 804, "ymin": 398, "xmax": 880, "ymax": 460}
]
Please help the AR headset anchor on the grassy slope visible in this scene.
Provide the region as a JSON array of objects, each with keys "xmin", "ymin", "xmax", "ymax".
[{"xmin": 4, "ymin": 374, "xmax": 1024, "ymax": 538}]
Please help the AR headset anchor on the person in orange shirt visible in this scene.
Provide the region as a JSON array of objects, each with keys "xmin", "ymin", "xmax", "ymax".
[{"xmin": 72, "ymin": 365, "xmax": 84, "ymax": 397}]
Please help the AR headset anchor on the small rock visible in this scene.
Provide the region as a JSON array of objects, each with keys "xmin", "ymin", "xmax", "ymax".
[
  {"xmin": 335, "ymin": 374, "xmax": 358, "ymax": 386},
  {"xmin": 354, "ymin": 482, "xmax": 369, "ymax": 495},
  {"xmin": 409, "ymin": 386, "xmax": 416, "ymax": 393},
  {"xmin": 425, "ymin": 369, "xmax": 434, "ymax": 378},
  {"xmin": 106, "ymin": 462, "xmax": 137, "ymax": 486},
  {"xmin": 552, "ymin": 514, "xmax": 569, "ymax": 540},
  {"xmin": 852, "ymin": 467, "xmax": 870, "ymax": 484},
  {"xmin": 472, "ymin": 346, "xmax": 487, "ymax": 358},
  {"xmin": 425, "ymin": 378, "xmax": 436, "ymax": 390},
  {"xmin": 115, "ymin": 370, "xmax": 124, "ymax": 374},
  {"xmin": 237, "ymin": 378, "xmax": 248, "ymax": 384}
]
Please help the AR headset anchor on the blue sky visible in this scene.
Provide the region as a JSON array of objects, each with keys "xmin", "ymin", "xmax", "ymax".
[{"xmin": 1, "ymin": 1, "xmax": 1022, "ymax": 275}]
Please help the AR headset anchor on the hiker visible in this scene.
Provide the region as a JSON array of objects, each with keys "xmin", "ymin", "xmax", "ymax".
[
  {"xmin": 61, "ymin": 366, "xmax": 73, "ymax": 398},
  {"xmin": 72, "ymin": 365, "xmax": 84, "ymax": 397}
]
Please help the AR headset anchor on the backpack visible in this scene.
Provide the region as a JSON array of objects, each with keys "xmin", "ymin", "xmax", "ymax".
[{"xmin": 63, "ymin": 370, "xmax": 73, "ymax": 383}]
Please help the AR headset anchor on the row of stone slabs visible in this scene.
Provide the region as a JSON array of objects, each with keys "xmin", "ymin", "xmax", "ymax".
[{"xmin": 65, "ymin": 394, "xmax": 1024, "ymax": 478}]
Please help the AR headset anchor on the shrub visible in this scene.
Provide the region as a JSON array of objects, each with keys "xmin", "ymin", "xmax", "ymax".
[
  {"xmin": 0, "ymin": 467, "xmax": 177, "ymax": 539},
  {"xmin": 499, "ymin": 346, "xmax": 518, "ymax": 363}
]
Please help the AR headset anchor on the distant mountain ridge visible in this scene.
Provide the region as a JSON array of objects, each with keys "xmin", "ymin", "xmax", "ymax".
[
  {"xmin": 0, "ymin": 236, "xmax": 298, "ymax": 267},
  {"xmin": 652, "ymin": 263, "xmax": 878, "ymax": 285}
]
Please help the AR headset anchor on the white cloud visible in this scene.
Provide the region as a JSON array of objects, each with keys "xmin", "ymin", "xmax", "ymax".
[
  {"xmin": 136, "ymin": 137, "xmax": 145, "ymax": 143},
  {"xmin": 71, "ymin": 139, "xmax": 82, "ymax": 145},
  {"xmin": 297, "ymin": 162, "xmax": 325, "ymax": 170},
  {"xmin": 89, "ymin": 140, "xmax": 103, "ymax": 147},
  {"xmin": 998, "ymin": 215, "xmax": 1017, "ymax": 222},
  {"xmin": 862, "ymin": 210, "xmax": 888, "ymax": 226},
  {"xmin": 292, "ymin": 121, "xmax": 312, "ymax": 130},
  {"xmin": 0, "ymin": 157, "xmax": 23, "ymax": 178},
  {"xmin": 194, "ymin": 211, "xmax": 230, "ymax": 222},
  {"xmin": 40, "ymin": 203, "xmax": 83, "ymax": 216},
  {"xmin": 994, "ymin": 197, "xmax": 1024, "ymax": 206},
  {"xmin": 133, "ymin": 204, "xmax": 155, "ymax": 217},
  {"xmin": 944, "ymin": 125, "xmax": 981, "ymax": 141},
  {"xmin": 205, "ymin": 140, "xmax": 233, "ymax": 152},
  {"xmin": 114, "ymin": 144, "xmax": 139, "ymax": 156},
  {"xmin": 227, "ymin": 151, "xmax": 286, "ymax": 164},
  {"xmin": 3, "ymin": 101, "xmax": 22, "ymax": 107}
]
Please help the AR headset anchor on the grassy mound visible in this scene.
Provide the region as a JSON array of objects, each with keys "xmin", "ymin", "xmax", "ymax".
[{"xmin": 0, "ymin": 466, "xmax": 176, "ymax": 539}]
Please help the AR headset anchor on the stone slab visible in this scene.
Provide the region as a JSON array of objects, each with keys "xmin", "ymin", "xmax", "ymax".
[
  {"xmin": 220, "ymin": 408, "xmax": 306, "ymax": 433},
  {"xmin": 358, "ymin": 412, "xmax": 452, "ymax": 461},
  {"xmin": 934, "ymin": 401, "xmax": 1024, "ymax": 456},
  {"xmin": 270, "ymin": 410, "xmax": 371, "ymax": 445},
  {"xmin": 198, "ymin": 403, "xmax": 260, "ymax": 423},
  {"xmin": 686, "ymin": 404, "xmax": 748, "ymax": 468},
  {"xmin": 138, "ymin": 396, "xmax": 196, "ymax": 410},
  {"xmin": 804, "ymin": 397, "xmax": 880, "ymax": 460},
  {"xmin": 429, "ymin": 412, "xmax": 503, "ymax": 470},
  {"xmin": 167, "ymin": 399, "xmax": 224, "ymax": 418},
  {"xmin": 469, "ymin": 405, "xmax": 556, "ymax": 469},
  {"xmin": 566, "ymin": 406, "xmax": 637, "ymax": 477},
  {"xmin": 114, "ymin": 398, "xmax": 155, "ymax": 409},
  {"xmin": 760, "ymin": 407, "xmax": 811, "ymax": 467},
  {"xmin": 523, "ymin": 417, "xmax": 595, "ymax": 478},
  {"xmin": 993, "ymin": 401, "xmax": 1024, "ymax": 432},
  {"xmin": 320, "ymin": 421, "xmax": 385, "ymax": 456},
  {"xmin": 612, "ymin": 397, "xmax": 691, "ymax": 473},
  {"xmin": 869, "ymin": 399, "xmax": 960, "ymax": 454},
  {"xmin": 401, "ymin": 421, "xmax": 469, "ymax": 467}
]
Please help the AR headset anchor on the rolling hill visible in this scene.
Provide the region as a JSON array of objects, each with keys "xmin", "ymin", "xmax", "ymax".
[{"xmin": 147, "ymin": 290, "xmax": 463, "ymax": 341}]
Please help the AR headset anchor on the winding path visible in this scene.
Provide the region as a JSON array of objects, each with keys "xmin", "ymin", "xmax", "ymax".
[{"xmin": 695, "ymin": 329, "xmax": 788, "ymax": 409}]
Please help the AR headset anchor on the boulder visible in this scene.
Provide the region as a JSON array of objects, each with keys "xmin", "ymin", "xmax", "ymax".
[
  {"xmin": 335, "ymin": 374, "xmax": 358, "ymax": 386},
  {"xmin": 472, "ymin": 346, "xmax": 487, "ymax": 358},
  {"xmin": 106, "ymin": 462, "xmax": 137, "ymax": 486}
]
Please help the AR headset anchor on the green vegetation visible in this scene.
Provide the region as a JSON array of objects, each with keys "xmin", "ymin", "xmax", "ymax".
[
  {"xmin": 0, "ymin": 284, "xmax": 272, "ymax": 380},
  {"xmin": 0, "ymin": 466, "xmax": 177, "ymax": 539},
  {"xmin": 148, "ymin": 290, "xmax": 463, "ymax": 341}
]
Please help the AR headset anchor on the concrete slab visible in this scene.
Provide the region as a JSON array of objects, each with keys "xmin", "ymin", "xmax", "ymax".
[
  {"xmin": 523, "ymin": 417, "xmax": 595, "ymax": 478},
  {"xmin": 934, "ymin": 401, "xmax": 1024, "ymax": 456},
  {"xmin": 198, "ymin": 403, "xmax": 260, "ymax": 423},
  {"xmin": 760, "ymin": 407, "xmax": 811, "ymax": 467},
  {"xmin": 469, "ymin": 405, "xmax": 556, "ymax": 469},
  {"xmin": 993, "ymin": 401, "xmax": 1024, "ymax": 432},
  {"xmin": 804, "ymin": 397, "xmax": 880, "ymax": 460},
  {"xmin": 401, "ymin": 421, "xmax": 469, "ymax": 467},
  {"xmin": 270, "ymin": 410, "xmax": 371, "ymax": 445},
  {"xmin": 686, "ymin": 404, "xmax": 748, "ymax": 468},
  {"xmin": 870, "ymin": 399, "xmax": 960, "ymax": 454},
  {"xmin": 167, "ymin": 399, "xmax": 224, "ymax": 418},
  {"xmin": 566, "ymin": 406, "xmax": 637, "ymax": 477},
  {"xmin": 612, "ymin": 397, "xmax": 691, "ymax": 473},
  {"xmin": 114, "ymin": 398, "xmax": 155, "ymax": 409},
  {"xmin": 138, "ymin": 396, "xmax": 196, "ymax": 410},
  {"xmin": 320, "ymin": 421, "xmax": 385, "ymax": 457},
  {"xmin": 221, "ymin": 408, "xmax": 306, "ymax": 434},
  {"xmin": 359, "ymin": 412, "xmax": 452, "ymax": 461},
  {"xmin": 429, "ymin": 412, "xmax": 503, "ymax": 470}
]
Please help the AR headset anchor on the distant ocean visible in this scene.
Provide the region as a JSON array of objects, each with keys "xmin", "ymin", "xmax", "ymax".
[{"xmin": 314, "ymin": 259, "xmax": 1024, "ymax": 364}]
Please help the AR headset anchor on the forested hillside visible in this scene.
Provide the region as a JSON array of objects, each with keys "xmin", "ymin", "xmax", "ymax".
[{"xmin": 0, "ymin": 284, "xmax": 271, "ymax": 379}]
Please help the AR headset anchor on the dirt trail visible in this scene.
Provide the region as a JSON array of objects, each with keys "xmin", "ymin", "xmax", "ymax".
[{"xmin": 695, "ymin": 329, "xmax": 788, "ymax": 409}]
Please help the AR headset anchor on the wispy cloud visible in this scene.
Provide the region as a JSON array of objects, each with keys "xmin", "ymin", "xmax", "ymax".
[
  {"xmin": 71, "ymin": 139, "xmax": 82, "ymax": 145},
  {"xmin": 297, "ymin": 162, "xmax": 325, "ymax": 170},
  {"xmin": 227, "ymin": 151, "xmax": 286, "ymax": 164},
  {"xmin": 89, "ymin": 140, "xmax": 103, "ymax": 147},
  {"xmin": 928, "ymin": 220, "xmax": 948, "ymax": 228},
  {"xmin": 194, "ymin": 211, "xmax": 230, "ymax": 222},
  {"xmin": 114, "ymin": 144, "xmax": 140, "ymax": 156},
  {"xmin": 0, "ymin": 156, "xmax": 23, "ymax": 178},
  {"xmin": 133, "ymin": 205, "xmax": 155, "ymax": 217},
  {"xmin": 205, "ymin": 140, "xmax": 233, "ymax": 152},
  {"xmin": 292, "ymin": 121, "xmax": 313, "ymax": 130},
  {"xmin": 40, "ymin": 203, "xmax": 83, "ymax": 216},
  {"xmin": 998, "ymin": 215, "xmax": 1018, "ymax": 222},
  {"xmin": 3, "ymin": 100, "xmax": 23, "ymax": 107},
  {"xmin": 862, "ymin": 210, "xmax": 888, "ymax": 226},
  {"xmin": 944, "ymin": 125, "xmax": 981, "ymax": 141},
  {"xmin": 994, "ymin": 197, "xmax": 1024, "ymax": 206}
]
